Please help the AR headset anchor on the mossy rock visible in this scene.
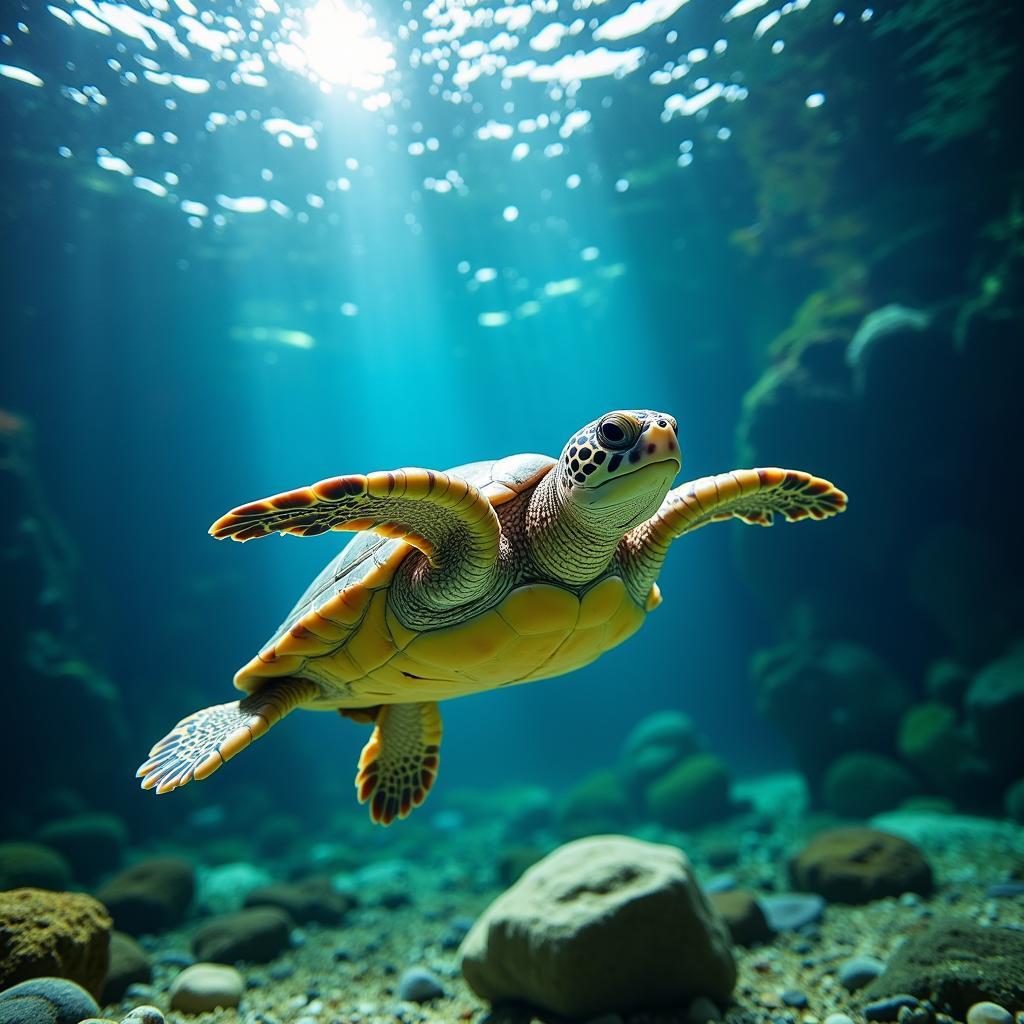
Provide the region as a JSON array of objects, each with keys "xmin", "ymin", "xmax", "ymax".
[
  {"xmin": 823, "ymin": 752, "xmax": 920, "ymax": 818},
  {"xmin": 95, "ymin": 857, "xmax": 195, "ymax": 936},
  {"xmin": 558, "ymin": 770, "xmax": 631, "ymax": 838},
  {"xmin": 0, "ymin": 889, "xmax": 111, "ymax": 999},
  {"xmin": 645, "ymin": 754, "xmax": 734, "ymax": 829},
  {"xmin": 0, "ymin": 842, "xmax": 71, "ymax": 891},
  {"xmin": 36, "ymin": 814, "xmax": 127, "ymax": 881},
  {"xmin": 966, "ymin": 651, "xmax": 1024, "ymax": 780},
  {"xmin": 620, "ymin": 710, "xmax": 702, "ymax": 797},
  {"xmin": 862, "ymin": 917, "xmax": 1024, "ymax": 1014},
  {"xmin": 898, "ymin": 703, "xmax": 989, "ymax": 802}
]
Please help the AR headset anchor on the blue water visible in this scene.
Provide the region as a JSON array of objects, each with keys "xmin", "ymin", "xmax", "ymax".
[{"xmin": 2, "ymin": 0, "xmax": 1022, "ymax": 835}]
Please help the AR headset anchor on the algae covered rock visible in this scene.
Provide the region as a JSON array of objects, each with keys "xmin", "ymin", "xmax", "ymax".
[
  {"xmin": 966, "ymin": 651, "xmax": 1024, "ymax": 780},
  {"xmin": 35, "ymin": 814, "xmax": 127, "ymax": 881},
  {"xmin": 898, "ymin": 703, "xmax": 990, "ymax": 802},
  {"xmin": 459, "ymin": 834, "xmax": 735, "ymax": 1018},
  {"xmin": 0, "ymin": 888, "xmax": 111, "ymax": 998},
  {"xmin": 96, "ymin": 858, "xmax": 195, "ymax": 936},
  {"xmin": 789, "ymin": 828, "xmax": 933, "ymax": 903},
  {"xmin": 646, "ymin": 754, "xmax": 735, "ymax": 829},
  {"xmin": 823, "ymin": 752, "xmax": 919, "ymax": 818},
  {"xmin": 558, "ymin": 770, "xmax": 631, "ymax": 838},
  {"xmin": 862, "ymin": 918, "xmax": 1024, "ymax": 1014},
  {"xmin": 192, "ymin": 907, "xmax": 292, "ymax": 964},
  {"xmin": 752, "ymin": 642, "xmax": 911, "ymax": 789},
  {"xmin": 244, "ymin": 875, "xmax": 354, "ymax": 925},
  {"xmin": 0, "ymin": 842, "xmax": 71, "ymax": 891},
  {"xmin": 0, "ymin": 977, "xmax": 99, "ymax": 1024},
  {"xmin": 621, "ymin": 710, "xmax": 702, "ymax": 796}
]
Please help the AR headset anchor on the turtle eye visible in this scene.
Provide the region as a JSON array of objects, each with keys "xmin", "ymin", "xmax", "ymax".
[{"xmin": 597, "ymin": 414, "xmax": 640, "ymax": 451}]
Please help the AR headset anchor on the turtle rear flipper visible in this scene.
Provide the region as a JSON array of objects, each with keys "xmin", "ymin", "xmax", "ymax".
[
  {"xmin": 352, "ymin": 702, "xmax": 442, "ymax": 825},
  {"xmin": 137, "ymin": 678, "xmax": 317, "ymax": 794}
]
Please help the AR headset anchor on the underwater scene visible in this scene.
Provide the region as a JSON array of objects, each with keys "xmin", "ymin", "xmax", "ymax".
[{"xmin": 2, "ymin": 0, "xmax": 1024, "ymax": 1021}]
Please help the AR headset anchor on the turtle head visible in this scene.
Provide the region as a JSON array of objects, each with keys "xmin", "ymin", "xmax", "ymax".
[{"xmin": 557, "ymin": 409, "xmax": 681, "ymax": 530}]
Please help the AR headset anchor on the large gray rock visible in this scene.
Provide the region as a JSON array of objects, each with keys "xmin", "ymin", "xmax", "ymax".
[{"xmin": 459, "ymin": 835, "xmax": 735, "ymax": 1019}]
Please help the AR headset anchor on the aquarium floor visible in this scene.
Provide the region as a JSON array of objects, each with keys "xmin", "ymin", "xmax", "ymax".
[{"xmin": 101, "ymin": 800, "xmax": 1023, "ymax": 1024}]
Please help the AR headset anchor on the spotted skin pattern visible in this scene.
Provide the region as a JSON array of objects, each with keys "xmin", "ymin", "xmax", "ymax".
[
  {"xmin": 559, "ymin": 410, "xmax": 680, "ymax": 487},
  {"xmin": 136, "ymin": 678, "xmax": 316, "ymax": 793},
  {"xmin": 352, "ymin": 702, "xmax": 442, "ymax": 825},
  {"xmin": 137, "ymin": 409, "xmax": 848, "ymax": 824}
]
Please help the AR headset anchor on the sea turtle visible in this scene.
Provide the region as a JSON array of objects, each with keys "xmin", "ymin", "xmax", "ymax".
[{"xmin": 138, "ymin": 409, "xmax": 846, "ymax": 824}]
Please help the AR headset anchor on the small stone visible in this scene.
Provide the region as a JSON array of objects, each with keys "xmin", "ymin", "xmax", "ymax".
[
  {"xmin": 782, "ymin": 990, "xmax": 809, "ymax": 1009},
  {"xmin": 825, "ymin": 1015, "xmax": 855, "ymax": 1024},
  {"xmin": 710, "ymin": 890, "xmax": 772, "ymax": 946},
  {"xmin": 865, "ymin": 995, "xmax": 920, "ymax": 1021},
  {"xmin": 399, "ymin": 967, "xmax": 446, "ymax": 1001},
  {"xmin": 967, "ymin": 1004, "xmax": 1014, "ymax": 1024},
  {"xmin": 169, "ymin": 962, "xmax": 245, "ymax": 1013},
  {"xmin": 120, "ymin": 1008, "xmax": 166, "ymax": 1024},
  {"xmin": 761, "ymin": 893, "xmax": 825, "ymax": 932},
  {"xmin": 839, "ymin": 956, "xmax": 886, "ymax": 991}
]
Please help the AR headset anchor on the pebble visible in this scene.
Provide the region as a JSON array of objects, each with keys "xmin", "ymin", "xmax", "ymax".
[
  {"xmin": 838, "ymin": 955, "xmax": 886, "ymax": 991},
  {"xmin": 782, "ymin": 990, "xmax": 809, "ymax": 1009},
  {"xmin": 121, "ymin": 1009, "xmax": 165, "ymax": 1024},
  {"xmin": 865, "ymin": 996, "xmax": 921, "ymax": 1021},
  {"xmin": 169, "ymin": 963, "xmax": 245, "ymax": 1013},
  {"xmin": 761, "ymin": 894, "xmax": 826, "ymax": 932},
  {"xmin": 967, "ymin": 1004, "xmax": 1014, "ymax": 1024},
  {"xmin": 825, "ymin": 1015, "xmax": 855, "ymax": 1024},
  {"xmin": 986, "ymin": 882, "xmax": 1024, "ymax": 899},
  {"xmin": 398, "ymin": 967, "xmax": 446, "ymax": 1002},
  {"xmin": 705, "ymin": 874, "xmax": 737, "ymax": 893}
]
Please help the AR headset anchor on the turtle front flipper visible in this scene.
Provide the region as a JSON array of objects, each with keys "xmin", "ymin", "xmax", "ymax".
[
  {"xmin": 650, "ymin": 467, "xmax": 847, "ymax": 540},
  {"xmin": 209, "ymin": 468, "xmax": 503, "ymax": 611},
  {"xmin": 622, "ymin": 467, "xmax": 847, "ymax": 591},
  {"xmin": 350, "ymin": 702, "xmax": 442, "ymax": 825},
  {"xmin": 137, "ymin": 678, "xmax": 317, "ymax": 794}
]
